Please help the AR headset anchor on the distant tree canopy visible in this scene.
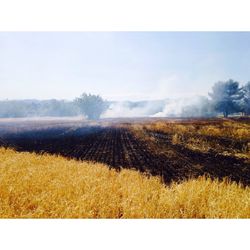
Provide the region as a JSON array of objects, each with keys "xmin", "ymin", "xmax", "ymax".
[
  {"xmin": 208, "ymin": 79, "xmax": 243, "ymax": 117},
  {"xmin": 74, "ymin": 93, "xmax": 109, "ymax": 120},
  {"xmin": 0, "ymin": 81, "xmax": 249, "ymax": 118},
  {"xmin": 0, "ymin": 100, "xmax": 79, "ymax": 118},
  {"xmin": 241, "ymin": 82, "xmax": 250, "ymax": 115}
]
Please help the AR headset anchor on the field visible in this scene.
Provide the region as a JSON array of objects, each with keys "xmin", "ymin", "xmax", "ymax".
[
  {"xmin": 0, "ymin": 148, "xmax": 249, "ymax": 218},
  {"xmin": 0, "ymin": 117, "xmax": 249, "ymax": 185},
  {"xmin": 0, "ymin": 117, "xmax": 249, "ymax": 218}
]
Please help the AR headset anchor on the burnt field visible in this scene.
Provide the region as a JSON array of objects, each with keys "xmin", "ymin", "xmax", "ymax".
[{"xmin": 0, "ymin": 118, "xmax": 249, "ymax": 185}]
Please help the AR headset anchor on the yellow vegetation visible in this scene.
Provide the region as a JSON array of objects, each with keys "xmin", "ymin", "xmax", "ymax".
[
  {"xmin": 0, "ymin": 148, "xmax": 249, "ymax": 218},
  {"xmin": 143, "ymin": 119, "xmax": 250, "ymax": 140},
  {"xmin": 144, "ymin": 121, "xmax": 196, "ymax": 135},
  {"xmin": 198, "ymin": 126, "xmax": 221, "ymax": 137},
  {"xmin": 136, "ymin": 119, "xmax": 250, "ymax": 158},
  {"xmin": 172, "ymin": 133, "xmax": 182, "ymax": 145},
  {"xmin": 198, "ymin": 121, "xmax": 250, "ymax": 140}
]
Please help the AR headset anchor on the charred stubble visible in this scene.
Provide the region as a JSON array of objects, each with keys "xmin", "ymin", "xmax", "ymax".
[{"xmin": 0, "ymin": 121, "xmax": 249, "ymax": 185}]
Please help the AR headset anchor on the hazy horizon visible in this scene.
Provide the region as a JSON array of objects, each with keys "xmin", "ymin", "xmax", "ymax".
[{"xmin": 1, "ymin": 32, "xmax": 250, "ymax": 101}]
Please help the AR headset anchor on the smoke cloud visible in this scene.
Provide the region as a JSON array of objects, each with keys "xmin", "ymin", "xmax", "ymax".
[
  {"xmin": 102, "ymin": 96, "xmax": 214, "ymax": 118},
  {"xmin": 102, "ymin": 100, "xmax": 165, "ymax": 118},
  {"xmin": 0, "ymin": 96, "xmax": 215, "ymax": 119}
]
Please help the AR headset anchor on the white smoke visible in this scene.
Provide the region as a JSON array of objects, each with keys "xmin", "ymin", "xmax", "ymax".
[
  {"xmin": 152, "ymin": 99, "xmax": 186, "ymax": 117},
  {"xmin": 102, "ymin": 96, "xmax": 211, "ymax": 118},
  {"xmin": 153, "ymin": 96, "xmax": 205, "ymax": 117},
  {"xmin": 102, "ymin": 101, "xmax": 164, "ymax": 118}
]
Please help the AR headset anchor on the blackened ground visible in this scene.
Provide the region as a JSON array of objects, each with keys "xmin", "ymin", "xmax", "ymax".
[
  {"xmin": 146, "ymin": 130, "xmax": 250, "ymax": 185},
  {"xmin": 0, "ymin": 124, "xmax": 249, "ymax": 185}
]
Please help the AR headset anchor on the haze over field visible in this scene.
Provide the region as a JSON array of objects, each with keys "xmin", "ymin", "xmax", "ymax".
[
  {"xmin": 1, "ymin": 32, "xmax": 250, "ymax": 100},
  {"xmin": 1, "ymin": 32, "xmax": 250, "ymax": 118}
]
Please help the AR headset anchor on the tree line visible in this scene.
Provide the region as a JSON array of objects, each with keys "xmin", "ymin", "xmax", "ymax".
[
  {"xmin": 0, "ymin": 94, "xmax": 109, "ymax": 119},
  {"xmin": 182, "ymin": 80, "xmax": 250, "ymax": 118},
  {"xmin": 209, "ymin": 79, "xmax": 250, "ymax": 117},
  {"xmin": 0, "ymin": 99, "xmax": 80, "ymax": 118},
  {"xmin": 0, "ymin": 79, "xmax": 249, "ymax": 119}
]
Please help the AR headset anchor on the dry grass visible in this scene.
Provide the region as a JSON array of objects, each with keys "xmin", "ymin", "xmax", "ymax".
[
  {"xmin": 0, "ymin": 148, "xmax": 249, "ymax": 218},
  {"xmin": 143, "ymin": 121, "xmax": 196, "ymax": 135},
  {"xmin": 142, "ymin": 119, "xmax": 250, "ymax": 140},
  {"xmin": 139, "ymin": 119, "xmax": 250, "ymax": 158},
  {"xmin": 198, "ymin": 121, "xmax": 250, "ymax": 140},
  {"xmin": 172, "ymin": 133, "xmax": 182, "ymax": 145}
]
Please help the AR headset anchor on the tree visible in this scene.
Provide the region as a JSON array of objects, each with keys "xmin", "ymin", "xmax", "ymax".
[
  {"xmin": 241, "ymin": 82, "xmax": 250, "ymax": 115},
  {"xmin": 74, "ymin": 93, "xmax": 109, "ymax": 120},
  {"xmin": 208, "ymin": 79, "xmax": 242, "ymax": 117}
]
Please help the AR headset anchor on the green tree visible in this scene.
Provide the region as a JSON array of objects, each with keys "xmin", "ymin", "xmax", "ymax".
[
  {"xmin": 241, "ymin": 82, "xmax": 250, "ymax": 115},
  {"xmin": 75, "ymin": 93, "xmax": 109, "ymax": 120},
  {"xmin": 209, "ymin": 79, "xmax": 242, "ymax": 117}
]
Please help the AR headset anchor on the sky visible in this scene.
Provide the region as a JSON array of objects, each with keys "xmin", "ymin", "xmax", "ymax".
[{"xmin": 1, "ymin": 32, "xmax": 250, "ymax": 101}]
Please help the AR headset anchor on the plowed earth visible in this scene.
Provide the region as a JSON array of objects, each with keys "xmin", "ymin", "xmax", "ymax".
[{"xmin": 0, "ymin": 120, "xmax": 249, "ymax": 185}]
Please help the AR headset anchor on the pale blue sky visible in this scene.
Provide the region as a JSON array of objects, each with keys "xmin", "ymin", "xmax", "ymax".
[{"xmin": 1, "ymin": 32, "xmax": 250, "ymax": 101}]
